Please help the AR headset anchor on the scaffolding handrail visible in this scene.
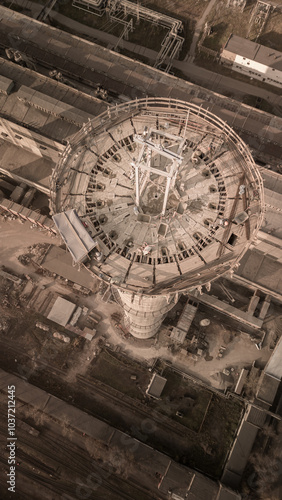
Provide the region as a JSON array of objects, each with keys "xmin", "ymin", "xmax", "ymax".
[{"xmin": 51, "ymin": 98, "xmax": 265, "ymax": 270}]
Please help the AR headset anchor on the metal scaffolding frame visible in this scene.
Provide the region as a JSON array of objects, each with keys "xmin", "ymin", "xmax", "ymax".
[
  {"xmin": 108, "ymin": 0, "xmax": 184, "ymax": 69},
  {"xmin": 247, "ymin": 0, "xmax": 273, "ymax": 40},
  {"xmin": 113, "ymin": 17, "xmax": 134, "ymax": 50},
  {"xmin": 36, "ymin": 0, "xmax": 58, "ymax": 22},
  {"xmin": 72, "ymin": 0, "xmax": 184, "ymax": 70},
  {"xmin": 154, "ymin": 32, "xmax": 184, "ymax": 73},
  {"xmin": 133, "ymin": 128, "xmax": 185, "ymax": 215},
  {"xmin": 107, "ymin": 0, "xmax": 183, "ymax": 32},
  {"xmin": 72, "ymin": 0, "xmax": 106, "ymax": 16}
]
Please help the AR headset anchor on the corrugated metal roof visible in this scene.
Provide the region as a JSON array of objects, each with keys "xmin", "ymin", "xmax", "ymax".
[
  {"xmin": 146, "ymin": 373, "xmax": 167, "ymax": 398},
  {"xmin": 256, "ymin": 372, "xmax": 280, "ymax": 405},
  {"xmin": 224, "ymin": 421, "xmax": 259, "ymax": 476},
  {"xmin": 245, "ymin": 405, "xmax": 267, "ymax": 428},
  {"xmin": 52, "ymin": 209, "xmax": 96, "ymax": 263},
  {"xmin": 171, "ymin": 300, "xmax": 198, "ymax": 343}
]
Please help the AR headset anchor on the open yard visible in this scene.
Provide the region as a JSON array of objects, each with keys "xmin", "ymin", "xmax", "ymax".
[
  {"xmin": 0, "ymin": 305, "xmax": 86, "ymax": 374},
  {"xmin": 151, "ymin": 369, "xmax": 212, "ymax": 433},
  {"xmin": 89, "ymin": 348, "xmax": 151, "ymax": 400},
  {"xmin": 0, "ymin": 270, "xmax": 90, "ymax": 381},
  {"xmin": 258, "ymin": 10, "xmax": 282, "ymax": 51},
  {"xmin": 203, "ymin": 0, "xmax": 282, "ymax": 53},
  {"xmin": 89, "ymin": 351, "xmax": 243, "ymax": 477},
  {"xmin": 203, "ymin": 0, "xmax": 256, "ymax": 51}
]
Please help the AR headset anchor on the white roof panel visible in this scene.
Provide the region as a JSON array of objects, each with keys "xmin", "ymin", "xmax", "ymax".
[{"xmin": 47, "ymin": 296, "xmax": 76, "ymax": 326}]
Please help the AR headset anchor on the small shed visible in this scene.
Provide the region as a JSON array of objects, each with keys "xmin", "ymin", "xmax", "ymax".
[
  {"xmin": 47, "ymin": 296, "xmax": 76, "ymax": 327},
  {"xmin": 146, "ymin": 373, "xmax": 167, "ymax": 399}
]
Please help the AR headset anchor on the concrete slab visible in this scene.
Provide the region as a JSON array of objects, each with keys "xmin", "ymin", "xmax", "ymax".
[
  {"xmin": 41, "ymin": 245, "xmax": 96, "ymax": 290},
  {"xmin": 256, "ymin": 373, "xmax": 281, "ymax": 405}
]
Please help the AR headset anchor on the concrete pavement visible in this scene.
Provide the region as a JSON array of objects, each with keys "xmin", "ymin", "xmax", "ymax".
[{"xmin": 187, "ymin": 0, "xmax": 218, "ymax": 61}]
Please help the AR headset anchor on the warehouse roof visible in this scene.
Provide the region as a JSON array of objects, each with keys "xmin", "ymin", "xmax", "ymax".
[
  {"xmin": 47, "ymin": 296, "xmax": 76, "ymax": 326},
  {"xmin": 146, "ymin": 373, "xmax": 167, "ymax": 399}
]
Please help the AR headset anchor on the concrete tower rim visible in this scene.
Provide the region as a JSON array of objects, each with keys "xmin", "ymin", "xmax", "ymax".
[{"xmin": 50, "ymin": 97, "xmax": 264, "ymax": 299}]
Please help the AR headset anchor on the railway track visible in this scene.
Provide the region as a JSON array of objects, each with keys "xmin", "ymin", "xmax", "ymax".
[
  {"xmin": 0, "ymin": 334, "xmax": 194, "ymax": 441},
  {"xmin": 0, "ymin": 406, "xmax": 159, "ymax": 500},
  {"xmin": 0, "ymin": 341, "xmax": 66, "ymax": 382},
  {"xmin": 76, "ymin": 373, "xmax": 193, "ymax": 438}
]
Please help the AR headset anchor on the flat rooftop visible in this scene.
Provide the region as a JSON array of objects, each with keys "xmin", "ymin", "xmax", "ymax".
[
  {"xmin": 47, "ymin": 296, "xmax": 76, "ymax": 326},
  {"xmin": 224, "ymin": 34, "xmax": 282, "ymax": 71},
  {"xmin": 0, "ymin": 141, "xmax": 54, "ymax": 190},
  {"xmin": 146, "ymin": 373, "xmax": 167, "ymax": 399},
  {"xmin": 236, "ymin": 250, "xmax": 282, "ymax": 299},
  {"xmin": 256, "ymin": 373, "xmax": 281, "ymax": 405},
  {"xmin": 1, "ymin": 5, "xmax": 282, "ymax": 164},
  {"xmin": 223, "ymin": 420, "xmax": 259, "ymax": 487},
  {"xmin": 265, "ymin": 336, "xmax": 282, "ymax": 380},
  {"xmin": 51, "ymin": 98, "xmax": 264, "ymax": 295}
]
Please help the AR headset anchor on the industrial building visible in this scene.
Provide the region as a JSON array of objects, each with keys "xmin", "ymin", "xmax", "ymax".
[{"xmin": 220, "ymin": 34, "xmax": 282, "ymax": 88}]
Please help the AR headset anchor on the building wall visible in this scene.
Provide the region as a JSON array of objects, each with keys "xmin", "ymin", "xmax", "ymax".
[{"xmin": 0, "ymin": 117, "xmax": 63, "ymax": 163}]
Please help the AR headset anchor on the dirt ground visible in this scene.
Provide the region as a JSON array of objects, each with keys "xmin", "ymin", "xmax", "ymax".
[
  {"xmin": 258, "ymin": 10, "xmax": 282, "ymax": 51},
  {"xmin": 0, "ymin": 217, "xmax": 273, "ymax": 393},
  {"xmin": 172, "ymin": 307, "xmax": 271, "ymax": 391},
  {"xmin": 203, "ymin": 0, "xmax": 256, "ymax": 51},
  {"xmin": 203, "ymin": 0, "xmax": 282, "ymax": 52},
  {"xmin": 147, "ymin": 0, "xmax": 209, "ymax": 20},
  {"xmin": 0, "ymin": 215, "xmax": 277, "ymax": 481}
]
